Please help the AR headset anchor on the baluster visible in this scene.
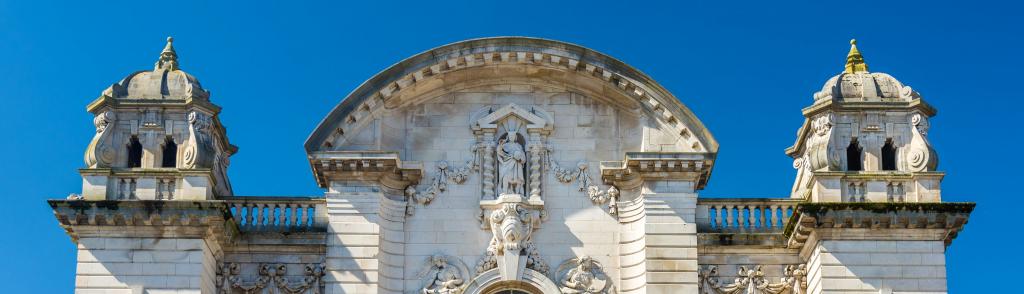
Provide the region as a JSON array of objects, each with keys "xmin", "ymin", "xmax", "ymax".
[
  {"xmin": 741, "ymin": 204, "xmax": 749, "ymax": 230},
  {"xmin": 782, "ymin": 205, "xmax": 793, "ymax": 226},
  {"xmin": 258, "ymin": 203, "xmax": 268, "ymax": 229},
  {"xmin": 716, "ymin": 204, "xmax": 724, "ymax": 230},
  {"xmin": 289, "ymin": 204, "xmax": 298, "ymax": 229},
  {"xmin": 724, "ymin": 204, "xmax": 733, "ymax": 230},
  {"xmin": 758, "ymin": 205, "xmax": 766, "ymax": 230},
  {"xmin": 300, "ymin": 204, "xmax": 310, "ymax": 228},
  {"xmin": 767, "ymin": 205, "xmax": 777, "ymax": 229},
  {"xmin": 243, "ymin": 204, "xmax": 253, "ymax": 228},
  {"xmin": 272, "ymin": 203, "xmax": 281, "ymax": 229}
]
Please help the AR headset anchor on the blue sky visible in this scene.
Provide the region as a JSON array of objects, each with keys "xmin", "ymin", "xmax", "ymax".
[{"xmin": 0, "ymin": 0, "xmax": 1018, "ymax": 292}]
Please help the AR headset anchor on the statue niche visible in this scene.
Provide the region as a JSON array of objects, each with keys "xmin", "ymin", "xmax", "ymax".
[{"xmin": 496, "ymin": 131, "xmax": 527, "ymax": 196}]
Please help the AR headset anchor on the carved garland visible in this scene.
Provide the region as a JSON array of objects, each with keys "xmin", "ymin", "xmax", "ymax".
[
  {"xmin": 543, "ymin": 151, "xmax": 620, "ymax": 215},
  {"xmin": 407, "ymin": 152, "xmax": 481, "ymax": 207},
  {"xmin": 216, "ymin": 262, "xmax": 326, "ymax": 294},
  {"xmin": 698, "ymin": 264, "xmax": 807, "ymax": 294}
]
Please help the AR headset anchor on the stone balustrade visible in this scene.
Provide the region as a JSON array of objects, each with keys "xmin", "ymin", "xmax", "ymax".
[
  {"xmin": 696, "ymin": 198, "xmax": 803, "ymax": 233},
  {"xmin": 226, "ymin": 197, "xmax": 327, "ymax": 232}
]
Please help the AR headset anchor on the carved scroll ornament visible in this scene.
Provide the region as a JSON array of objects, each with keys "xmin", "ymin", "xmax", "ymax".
[
  {"xmin": 907, "ymin": 113, "xmax": 938, "ymax": 172},
  {"xmin": 84, "ymin": 111, "xmax": 117, "ymax": 168},
  {"xmin": 183, "ymin": 111, "xmax": 215, "ymax": 169}
]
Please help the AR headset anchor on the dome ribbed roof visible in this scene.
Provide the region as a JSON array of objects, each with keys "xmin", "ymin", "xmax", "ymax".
[
  {"xmin": 100, "ymin": 37, "xmax": 210, "ymax": 100},
  {"xmin": 812, "ymin": 39, "xmax": 920, "ymax": 102}
]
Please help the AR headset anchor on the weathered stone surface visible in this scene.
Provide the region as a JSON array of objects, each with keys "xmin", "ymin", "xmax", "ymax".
[{"xmin": 51, "ymin": 37, "xmax": 971, "ymax": 294}]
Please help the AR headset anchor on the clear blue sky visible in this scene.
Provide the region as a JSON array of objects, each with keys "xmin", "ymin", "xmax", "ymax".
[{"xmin": 1, "ymin": 0, "xmax": 1018, "ymax": 292}]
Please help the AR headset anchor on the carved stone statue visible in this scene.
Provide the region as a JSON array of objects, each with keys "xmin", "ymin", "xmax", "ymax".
[
  {"xmin": 419, "ymin": 255, "xmax": 468, "ymax": 294},
  {"xmin": 557, "ymin": 256, "xmax": 612, "ymax": 294},
  {"xmin": 496, "ymin": 136, "xmax": 526, "ymax": 196}
]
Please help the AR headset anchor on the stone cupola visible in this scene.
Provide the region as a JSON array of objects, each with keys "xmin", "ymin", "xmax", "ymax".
[
  {"xmin": 79, "ymin": 37, "xmax": 237, "ymax": 201},
  {"xmin": 786, "ymin": 39, "xmax": 941, "ymax": 203}
]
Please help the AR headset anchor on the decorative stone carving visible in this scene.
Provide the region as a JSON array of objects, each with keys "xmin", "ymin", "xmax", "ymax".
[
  {"xmin": 216, "ymin": 262, "xmax": 326, "ymax": 294},
  {"xmin": 803, "ymin": 113, "xmax": 840, "ymax": 172},
  {"xmin": 418, "ymin": 255, "xmax": 470, "ymax": 294},
  {"xmin": 183, "ymin": 111, "xmax": 214, "ymax": 169},
  {"xmin": 497, "ymin": 135, "xmax": 527, "ymax": 196},
  {"xmin": 545, "ymin": 158, "xmax": 619, "ymax": 214},
  {"xmin": 698, "ymin": 264, "xmax": 806, "ymax": 294},
  {"xmin": 476, "ymin": 195, "xmax": 548, "ymax": 278},
  {"xmin": 409, "ymin": 159, "xmax": 479, "ymax": 206},
  {"xmin": 84, "ymin": 111, "xmax": 116, "ymax": 168},
  {"xmin": 907, "ymin": 113, "xmax": 938, "ymax": 172},
  {"xmin": 472, "ymin": 104, "xmax": 552, "ymax": 201},
  {"xmin": 556, "ymin": 256, "xmax": 614, "ymax": 294},
  {"xmin": 489, "ymin": 202, "xmax": 533, "ymax": 253}
]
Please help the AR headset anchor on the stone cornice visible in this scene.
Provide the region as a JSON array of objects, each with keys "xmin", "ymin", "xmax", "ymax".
[
  {"xmin": 785, "ymin": 202, "xmax": 974, "ymax": 251},
  {"xmin": 801, "ymin": 98, "xmax": 937, "ymax": 118},
  {"xmin": 86, "ymin": 95, "xmax": 222, "ymax": 115},
  {"xmin": 79, "ymin": 167, "xmax": 217, "ymax": 177},
  {"xmin": 49, "ymin": 200, "xmax": 234, "ymax": 242},
  {"xmin": 599, "ymin": 152, "xmax": 715, "ymax": 190},
  {"xmin": 810, "ymin": 171, "xmax": 945, "ymax": 180},
  {"xmin": 307, "ymin": 151, "xmax": 423, "ymax": 188}
]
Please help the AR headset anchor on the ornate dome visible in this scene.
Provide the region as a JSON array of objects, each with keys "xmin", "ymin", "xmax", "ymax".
[
  {"xmin": 812, "ymin": 40, "xmax": 920, "ymax": 102},
  {"xmin": 100, "ymin": 37, "xmax": 210, "ymax": 100}
]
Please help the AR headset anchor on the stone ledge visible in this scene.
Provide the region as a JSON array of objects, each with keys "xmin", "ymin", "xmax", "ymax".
[
  {"xmin": 600, "ymin": 152, "xmax": 715, "ymax": 189},
  {"xmin": 49, "ymin": 200, "xmax": 232, "ymax": 242},
  {"xmin": 785, "ymin": 202, "xmax": 974, "ymax": 249}
]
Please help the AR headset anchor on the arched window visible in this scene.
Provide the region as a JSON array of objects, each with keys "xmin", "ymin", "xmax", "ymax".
[
  {"xmin": 161, "ymin": 136, "xmax": 177, "ymax": 168},
  {"xmin": 846, "ymin": 138, "xmax": 862, "ymax": 171},
  {"xmin": 881, "ymin": 138, "xmax": 897, "ymax": 171},
  {"xmin": 127, "ymin": 135, "xmax": 143, "ymax": 168}
]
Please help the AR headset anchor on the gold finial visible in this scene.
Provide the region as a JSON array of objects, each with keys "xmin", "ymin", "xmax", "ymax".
[
  {"xmin": 844, "ymin": 38, "xmax": 868, "ymax": 74},
  {"xmin": 156, "ymin": 36, "xmax": 179, "ymax": 70}
]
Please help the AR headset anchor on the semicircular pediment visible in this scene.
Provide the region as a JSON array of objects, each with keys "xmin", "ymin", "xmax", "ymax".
[{"xmin": 304, "ymin": 37, "xmax": 717, "ymax": 155}]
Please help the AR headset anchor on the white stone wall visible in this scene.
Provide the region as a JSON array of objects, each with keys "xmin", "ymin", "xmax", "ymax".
[
  {"xmin": 326, "ymin": 87, "xmax": 699, "ymax": 292},
  {"xmin": 807, "ymin": 240, "xmax": 947, "ymax": 294},
  {"xmin": 639, "ymin": 181, "xmax": 699, "ymax": 294},
  {"xmin": 74, "ymin": 237, "xmax": 215, "ymax": 293}
]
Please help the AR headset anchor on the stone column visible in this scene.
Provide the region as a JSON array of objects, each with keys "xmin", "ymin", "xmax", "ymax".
[
  {"xmin": 481, "ymin": 132, "xmax": 496, "ymax": 200},
  {"xmin": 527, "ymin": 132, "xmax": 543, "ymax": 202},
  {"xmin": 615, "ymin": 187, "xmax": 648, "ymax": 294}
]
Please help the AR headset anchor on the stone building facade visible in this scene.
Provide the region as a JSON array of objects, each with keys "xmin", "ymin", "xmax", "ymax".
[{"xmin": 50, "ymin": 37, "xmax": 973, "ymax": 294}]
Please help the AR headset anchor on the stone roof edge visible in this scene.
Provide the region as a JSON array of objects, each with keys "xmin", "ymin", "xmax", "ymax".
[{"xmin": 302, "ymin": 36, "xmax": 718, "ymax": 154}]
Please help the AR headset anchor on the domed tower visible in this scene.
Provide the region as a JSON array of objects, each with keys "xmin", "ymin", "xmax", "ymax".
[
  {"xmin": 786, "ymin": 40, "xmax": 940, "ymax": 202},
  {"xmin": 80, "ymin": 37, "xmax": 236, "ymax": 200}
]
